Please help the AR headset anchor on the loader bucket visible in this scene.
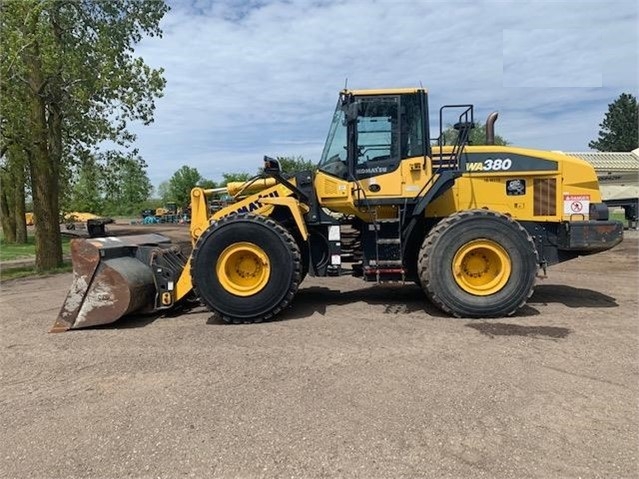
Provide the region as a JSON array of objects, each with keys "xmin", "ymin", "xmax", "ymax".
[{"xmin": 51, "ymin": 234, "xmax": 174, "ymax": 332}]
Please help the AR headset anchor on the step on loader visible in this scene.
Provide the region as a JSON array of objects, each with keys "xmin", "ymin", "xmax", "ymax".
[{"xmin": 52, "ymin": 88, "xmax": 623, "ymax": 331}]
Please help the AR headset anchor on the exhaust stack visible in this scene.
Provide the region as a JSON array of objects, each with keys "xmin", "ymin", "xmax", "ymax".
[{"xmin": 486, "ymin": 111, "xmax": 499, "ymax": 145}]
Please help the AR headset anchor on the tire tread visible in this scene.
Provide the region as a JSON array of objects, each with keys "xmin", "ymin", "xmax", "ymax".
[
  {"xmin": 191, "ymin": 213, "xmax": 301, "ymax": 324},
  {"xmin": 418, "ymin": 209, "xmax": 538, "ymax": 317}
]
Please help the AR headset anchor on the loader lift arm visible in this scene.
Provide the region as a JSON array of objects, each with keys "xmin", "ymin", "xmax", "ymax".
[
  {"xmin": 162, "ymin": 162, "xmax": 312, "ymax": 308},
  {"xmin": 52, "ymin": 161, "xmax": 312, "ymax": 332}
]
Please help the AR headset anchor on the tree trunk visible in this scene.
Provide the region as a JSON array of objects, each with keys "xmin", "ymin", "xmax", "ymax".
[
  {"xmin": 13, "ymin": 164, "xmax": 27, "ymax": 244},
  {"xmin": 0, "ymin": 180, "xmax": 17, "ymax": 243},
  {"xmin": 25, "ymin": 27, "xmax": 63, "ymax": 270},
  {"xmin": 29, "ymin": 156, "xmax": 62, "ymax": 270},
  {"xmin": 28, "ymin": 98, "xmax": 63, "ymax": 269},
  {"xmin": 1, "ymin": 149, "xmax": 28, "ymax": 244}
]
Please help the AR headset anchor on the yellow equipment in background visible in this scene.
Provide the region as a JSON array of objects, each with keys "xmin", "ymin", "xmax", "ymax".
[
  {"xmin": 63, "ymin": 211, "xmax": 100, "ymax": 223},
  {"xmin": 155, "ymin": 202, "xmax": 177, "ymax": 218},
  {"xmin": 52, "ymin": 88, "xmax": 623, "ymax": 331}
]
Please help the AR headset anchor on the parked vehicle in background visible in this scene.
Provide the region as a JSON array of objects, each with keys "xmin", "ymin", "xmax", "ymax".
[{"xmin": 565, "ymin": 149, "xmax": 639, "ymax": 229}]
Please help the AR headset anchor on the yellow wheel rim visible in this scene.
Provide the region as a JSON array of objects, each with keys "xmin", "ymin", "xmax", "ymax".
[
  {"xmin": 452, "ymin": 239, "xmax": 511, "ymax": 296},
  {"xmin": 217, "ymin": 242, "xmax": 270, "ymax": 297}
]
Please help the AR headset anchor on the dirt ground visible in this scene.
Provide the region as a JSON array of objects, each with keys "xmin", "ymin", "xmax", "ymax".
[{"xmin": 1, "ymin": 222, "xmax": 638, "ymax": 478}]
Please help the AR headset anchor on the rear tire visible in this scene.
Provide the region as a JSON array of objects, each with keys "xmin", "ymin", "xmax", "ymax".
[
  {"xmin": 419, "ymin": 210, "xmax": 538, "ymax": 318},
  {"xmin": 191, "ymin": 213, "xmax": 301, "ymax": 323}
]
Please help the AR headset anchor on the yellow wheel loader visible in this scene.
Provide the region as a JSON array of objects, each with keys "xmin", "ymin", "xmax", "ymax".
[{"xmin": 52, "ymin": 88, "xmax": 623, "ymax": 331}]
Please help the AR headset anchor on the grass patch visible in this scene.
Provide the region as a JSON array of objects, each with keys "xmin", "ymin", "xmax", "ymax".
[
  {"xmin": 610, "ymin": 210, "xmax": 626, "ymax": 222},
  {"xmin": 0, "ymin": 261, "xmax": 73, "ymax": 282},
  {"xmin": 609, "ymin": 209, "xmax": 635, "ymax": 229},
  {"xmin": 0, "ymin": 235, "xmax": 71, "ymax": 261}
]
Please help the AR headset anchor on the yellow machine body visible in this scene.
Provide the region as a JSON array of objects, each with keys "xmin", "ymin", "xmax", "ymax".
[
  {"xmin": 54, "ymin": 87, "xmax": 623, "ymax": 331},
  {"xmin": 314, "ymin": 145, "xmax": 602, "ymax": 223}
]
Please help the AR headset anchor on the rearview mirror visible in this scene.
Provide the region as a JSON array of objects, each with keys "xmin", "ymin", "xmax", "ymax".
[
  {"xmin": 344, "ymin": 101, "xmax": 359, "ymax": 122},
  {"xmin": 263, "ymin": 156, "xmax": 281, "ymax": 174}
]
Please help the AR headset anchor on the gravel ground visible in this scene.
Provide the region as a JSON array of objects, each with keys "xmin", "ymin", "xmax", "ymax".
[{"xmin": 0, "ymin": 227, "xmax": 637, "ymax": 478}]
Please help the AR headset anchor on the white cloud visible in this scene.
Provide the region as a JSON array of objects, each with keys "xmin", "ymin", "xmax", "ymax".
[
  {"xmin": 128, "ymin": 0, "xmax": 638, "ymax": 186},
  {"xmin": 503, "ymin": 29, "xmax": 603, "ymax": 87}
]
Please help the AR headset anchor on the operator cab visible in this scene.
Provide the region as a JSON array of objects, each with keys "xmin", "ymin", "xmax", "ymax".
[{"xmin": 318, "ymin": 88, "xmax": 430, "ymax": 181}]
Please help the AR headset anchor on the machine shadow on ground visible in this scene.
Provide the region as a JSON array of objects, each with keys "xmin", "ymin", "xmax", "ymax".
[
  {"xmin": 277, "ymin": 282, "xmax": 618, "ymax": 322},
  {"xmin": 281, "ymin": 285, "xmax": 444, "ymax": 320},
  {"xmin": 91, "ymin": 300, "xmax": 205, "ymax": 330},
  {"xmin": 528, "ymin": 284, "xmax": 618, "ymax": 308},
  {"xmin": 465, "ymin": 322, "xmax": 572, "ymax": 340},
  {"xmin": 90, "ymin": 282, "xmax": 619, "ymax": 331}
]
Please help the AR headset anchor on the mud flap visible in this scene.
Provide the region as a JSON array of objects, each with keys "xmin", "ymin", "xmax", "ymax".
[{"xmin": 51, "ymin": 234, "xmax": 175, "ymax": 332}]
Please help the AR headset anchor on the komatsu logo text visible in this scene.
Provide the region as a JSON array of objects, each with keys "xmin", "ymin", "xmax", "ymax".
[
  {"xmin": 217, "ymin": 190, "xmax": 280, "ymax": 220},
  {"xmin": 236, "ymin": 190, "xmax": 280, "ymax": 214}
]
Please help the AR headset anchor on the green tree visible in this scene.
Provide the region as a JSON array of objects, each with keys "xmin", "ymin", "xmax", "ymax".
[
  {"xmin": 67, "ymin": 156, "xmax": 104, "ymax": 213},
  {"xmin": 199, "ymin": 178, "xmax": 217, "ymax": 189},
  {"xmin": 221, "ymin": 172, "xmax": 252, "ymax": 185},
  {"xmin": 0, "ymin": 50, "xmax": 30, "ymax": 244},
  {"xmin": 0, "ymin": 147, "xmax": 28, "ymax": 244},
  {"xmin": 157, "ymin": 180, "xmax": 171, "ymax": 203},
  {"xmin": 0, "ymin": 0, "xmax": 168, "ymax": 270},
  {"xmin": 589, "ymin": 93, "xmax": 639, "ymax": 152},
  {"xmin": 275, "ymin": 156, "xmax": 317, "ymax": 173},
  {"xmin": 441, "ymin": 121, "xmax": 509, "ymax": 146},
  {"xmin": 102, "ymin": 151, "xmax": 152, "ymax": 215},
  {"xmin": 168, "ymin": 165, "xmax": 203, "ymax": 207}
]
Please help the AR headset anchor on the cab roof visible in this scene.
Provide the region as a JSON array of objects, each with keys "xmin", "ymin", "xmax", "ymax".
[{"xmin": 343, "ymin": 87, "xmax": 427, "ymax": 96}]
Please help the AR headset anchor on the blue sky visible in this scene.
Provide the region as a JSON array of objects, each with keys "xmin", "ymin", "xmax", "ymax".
[{"xmin": 131, "ymin": 0, "xmax": 638, "ymax": 187}]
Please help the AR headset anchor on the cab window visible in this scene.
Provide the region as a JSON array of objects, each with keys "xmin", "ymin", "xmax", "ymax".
[
  {"xmin": 355, "ymin": 97, "xmax": 399, "ymax": 179},
  {"xmin": 318, "ymin": 100, "xmax": 348, "ymax": 179},
  {"xmin": 355, "ymin": 94, "xmax": 424, "ymax": 179},
  {"xmin": 318, "ymin": 93, "xmax": 425, "ymax": 181}
]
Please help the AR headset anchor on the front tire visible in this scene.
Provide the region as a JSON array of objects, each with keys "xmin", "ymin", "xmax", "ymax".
[
  {"xmin": 419, "ymin": 210, "xmax": 538, "ymax": 318},
  {"xmin": 191, "ymin": 213, "xmax": 301, "ymax": 323}
]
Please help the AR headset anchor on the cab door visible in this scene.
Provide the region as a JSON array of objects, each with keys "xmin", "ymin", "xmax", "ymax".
[
  {"xmin": 353, "ymin": 95, "xmax": 403, "ymax": 197},
  {"xmin": 352, "ymin": 93, "xmax": 427, "ymax": 199}
]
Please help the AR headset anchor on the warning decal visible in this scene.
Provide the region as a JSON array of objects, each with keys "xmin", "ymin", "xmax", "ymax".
[{"xmin": 563, "ymin": 194, "xmax": 590, "ymax": 215}]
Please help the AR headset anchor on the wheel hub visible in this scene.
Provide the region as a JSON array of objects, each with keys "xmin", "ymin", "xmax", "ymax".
[
  {"xmin": 217, "ymin": 242, "xmax": 271, "ymax": 297},
  {"xmin": 452, "ymin": 239, "xmax": 511, "ymax": 296}
]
